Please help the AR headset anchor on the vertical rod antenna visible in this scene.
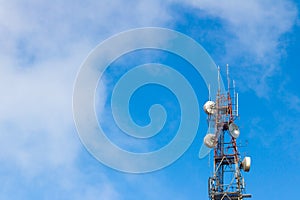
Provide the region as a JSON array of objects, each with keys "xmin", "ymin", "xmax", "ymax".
[
  {"xmin": 237, "ymin": 92, "xmax": 239, "ymax": 117},
  {"xmin": 208, "ymin": 84, "xmax": 211, "ymax": 100},
  {"xmin": 233, "ymin": 80, "xmax": 236, "ymax": 116},
  {"xmin": 208, "ymin": 146, "xmax": 210, "ymax": 168},
  {"xmin": 226, "ymin": 64, "xmax": 230, "ymax": 92},
  {"xmin": 217, "ymin": 66, "xmax": 220, "ymax": 94}
]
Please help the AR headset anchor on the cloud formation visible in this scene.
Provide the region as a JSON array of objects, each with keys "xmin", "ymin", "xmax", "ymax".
[
  {"xmin": 0, "ymin": 0, "xmax": 172, "ymax": 198},
  {"xmin": 180, "ymin": 0, "xmax": 298, "ymax": 96}
]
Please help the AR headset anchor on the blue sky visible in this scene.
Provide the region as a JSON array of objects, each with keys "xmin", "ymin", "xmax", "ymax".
[{"xmin": 0, "ymin": 0, "xmax": 300, "ymax": 199}]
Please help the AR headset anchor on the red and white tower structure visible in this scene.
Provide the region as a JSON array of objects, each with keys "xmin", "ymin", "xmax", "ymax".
[{"xmin": 202, "ymin": 65, "xmax": 252, "ymax": 200}]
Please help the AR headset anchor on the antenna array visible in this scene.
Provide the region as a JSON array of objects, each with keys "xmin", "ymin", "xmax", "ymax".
[{"xmin": 202, "ymin": 65, "xmax": 252, "ymax": 200}]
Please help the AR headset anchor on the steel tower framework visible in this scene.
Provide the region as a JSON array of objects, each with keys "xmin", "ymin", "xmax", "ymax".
[{"xmin": 205, "ymin": 66, "xmax": 251, "ymax": 200}]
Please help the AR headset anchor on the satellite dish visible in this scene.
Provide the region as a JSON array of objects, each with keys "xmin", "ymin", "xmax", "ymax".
[
  {"xmin": 229, "ymin": 123, "xmax": 240, "ymax": 138},
  {"xmin": 241, "ymin": 157, "xmax": 251, "ymax": 172},
  {"xmin": 204, "ymin": 133, "xmax": 217, "ymax": 148},
  {"xmin": 203, "ymin": 101, "xmax": 216, "ymax": 115}
]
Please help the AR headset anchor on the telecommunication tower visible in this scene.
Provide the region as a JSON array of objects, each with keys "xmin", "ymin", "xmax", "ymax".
[{"xmin": 202, "ymin": 65, "xmax": 252, "ymax": 200}]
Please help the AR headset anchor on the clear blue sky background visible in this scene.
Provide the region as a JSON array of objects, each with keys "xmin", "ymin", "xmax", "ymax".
[{"xmin": 1, "ymin": 0, "xmax": 300, "ymax": 199}]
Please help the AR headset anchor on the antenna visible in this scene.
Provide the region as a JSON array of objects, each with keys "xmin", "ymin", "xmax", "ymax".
[
  {"xmin": 208, "ymin": 84, "xmax": 211, "ymax": 100},
  {"xmin": 237, "ymin": 92, "xmax": 239, "ymax": 117},
  {"xmin": 226, "ymin": 64, "xmax": 230, "ymax": 91},
  {"xmin": 201, "ymin": 65, "xmax": 252, "ymax": 200},
  {"xmin": 233, "ymin": 80, "xmax": 237, "ymax": 117},
  {"xmin": 217, "ymin": 66, "xmax": 220, "ymax": 93}
]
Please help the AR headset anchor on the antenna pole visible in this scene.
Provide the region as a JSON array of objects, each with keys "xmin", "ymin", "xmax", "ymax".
[
  {"xmin": 233, "ymin": 80, "xmax": 236, "ymax": 116},
  {"xmin": 217, "ymin": 66, "xmax": 220, "ymax": 95},
  {"xmin": 237, "ymin": 92, "xmax": 239, "ymax": 117},
  {"xmin": 226, "ymin": 64, "xmax": 230, "ymax": 91},
  {"xmin": 208, "ymin": 84, "xmax": 211, "ymax": 101}
]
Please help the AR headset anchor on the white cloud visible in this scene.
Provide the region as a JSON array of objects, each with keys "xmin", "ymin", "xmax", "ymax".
[
  {"xmin": 0, "ymin": 0, "xmax": 173, "ymax": 198},
  {"xmin": 179, "ymin": 0, "xmax": 298, "ymax": 97}
]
